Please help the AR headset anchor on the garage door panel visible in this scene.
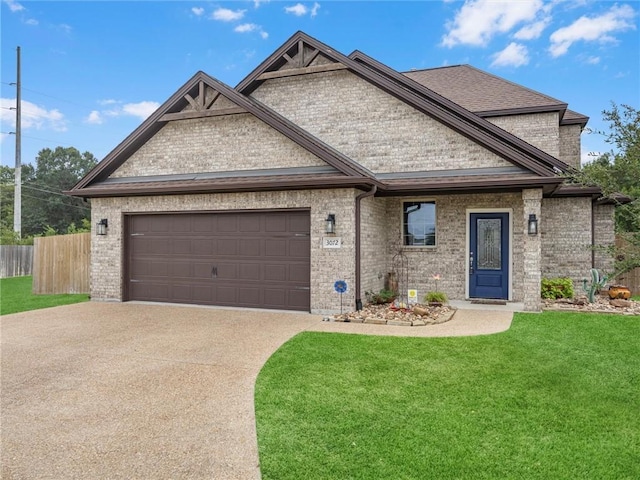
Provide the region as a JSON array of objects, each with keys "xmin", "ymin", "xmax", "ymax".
[
  {"xmin": 264, "ymin": 264, "xmax": 286, "ymax": 281},
  {"xmin": 127, "ymin": 211, "xmax": 310, "ymax": 311},
  {"xmin": 192, "ymin": 239, "xmax": 214, "ymax": 256},
  {"xmin": 289, "ymin": 238, "xmax": 309, "ymax": 257},
  {"xmin": 290, "ymin": 264, "xmax": 310, "ymax": 283},
  {"xmin": 217, "ymin": 239, "xmax": 238, "ymax": 256},
  {"xmin": 265, "ymin": 239, "xmax": 287, "ymax": 256},
  {"xmin": 239, "ymin": 264, "xmax": 261, "ymax": 280},
  {"xmin": 265, "ymin": 214, "xmax": 287, "ymax": 232},
  {"xmin": 240, "ymin": 239, "xmax": 261, "ymax": 257},
  {"xmin": 240, "ymin": 215, "xmax": 261, "ymax": 232},
  {"xmin": 289, "ymin": 214, "xmax": 310, "ymax": 232}
]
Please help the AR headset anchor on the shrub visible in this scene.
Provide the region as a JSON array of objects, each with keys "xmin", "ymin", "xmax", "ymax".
[
  {"xmin": 424, "ymin": 291, "xmax": 447, "ymax": 303},
  {"xmin": 365, "ymin": 289, "xmax": 397, "ymax": 304},
  {"xmin": 541, "ymin": 277, "xmax": 574, "ymax": 299}
]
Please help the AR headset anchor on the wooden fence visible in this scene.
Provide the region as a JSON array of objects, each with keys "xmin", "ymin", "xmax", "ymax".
[
  {"xmin": 614, "ymin": 235, "xmax": 640, "ymax": 295},
  {"xmin": 0, "ymin": 245, "xmax": 34, "ymax": 278},
  {"xmin": 33, "ymin": 233, "xmax": 90, "ymax": 294}
]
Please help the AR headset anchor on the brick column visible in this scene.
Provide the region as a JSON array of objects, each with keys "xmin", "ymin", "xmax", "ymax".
[{"xmin": 522, "ymin": 189, "xmax": 542, "ymax": 311}]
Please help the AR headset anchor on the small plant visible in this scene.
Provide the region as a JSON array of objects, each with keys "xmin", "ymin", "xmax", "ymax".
[
  {"xmin": 582, "ymin": 268, "xmax": 608, "ymax": 303},
  {"xmin": 424, "ymin": 291, "xmax": 447, "ymax": 304},
  {"xmin": 541, "ymin": 277, "xmax": 574, "ymax": 300},
  {"xmin": 365, "ymin": 289, "xmax": 397, "ymax": 305},
  {"xmin": 424, "ymin": 273, "xmax": 447, "ymax": 304}
]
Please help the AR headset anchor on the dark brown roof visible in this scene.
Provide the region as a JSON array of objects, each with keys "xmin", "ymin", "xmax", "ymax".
[
  {"xmin": 403, "ymin": 65, "xmax": 588, "ymax": 127},
  {"xmin": 403, "ymin": 65, "xmax": 566, "ymax": 115}
]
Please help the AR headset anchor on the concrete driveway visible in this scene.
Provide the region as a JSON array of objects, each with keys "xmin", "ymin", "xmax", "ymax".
[
  {"xmin": 1, "ymin": 302, "xmax": 320, "ymax": 480},
  {"xmin": 1, "ymin": 302, "xmax": 513, "ymax": 479}
]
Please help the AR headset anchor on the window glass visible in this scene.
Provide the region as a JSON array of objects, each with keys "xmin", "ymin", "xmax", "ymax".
[{"xmin": 403, "ymin": 201, "xmax": 436, "ymax": 246}]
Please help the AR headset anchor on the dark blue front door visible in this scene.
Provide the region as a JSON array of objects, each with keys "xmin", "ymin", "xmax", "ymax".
[{"xmin": 469, "ymin": 213, "xmax": 509, "ymax": 299}]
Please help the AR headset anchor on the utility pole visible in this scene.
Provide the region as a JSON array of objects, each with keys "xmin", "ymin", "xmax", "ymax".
[{"xmin": 14, "ymin": 46, "xmax": 21, "ymax": 237}]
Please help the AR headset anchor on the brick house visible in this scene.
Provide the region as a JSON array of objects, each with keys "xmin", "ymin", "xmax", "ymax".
[{"xmin": 68, "ymin": 32, "xmax": 616, "ymax": 313}]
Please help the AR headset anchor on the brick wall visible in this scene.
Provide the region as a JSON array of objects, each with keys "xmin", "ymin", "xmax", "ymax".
[
  {"xmin": 541, "ymin": 197, "xmax": 593, "ymax": 289},
  {"xmin": 251, "ymin": 70, "xmax": 513, "ymax": 174},
  {"xmin": 593, "ymin": 203, "xmax": 615, "ymax": 274},
  {"xmin": 487, "ymin": 112, "xmax": 561, "ymax": 159},
  {"xmin": 559, "ymin": 124, "xmax": 582, "ymax": 169},
  {"xmin": 522, "ymin": 189, "xmax": 542, "ymax": 311},
  {"xmin": 380, "ymin": 193, "xmax": 525, "ymax": 303},
  {"xmin": 360, "ymin": 196, "xmax": 389, "ymax": 299},
  {"xmin": 110, "ymin": 114, "xmax": 326, "ymax": 178},
  {"xmin": 91, "ymin": 188, "xmax": 359, "ymax": 314}
]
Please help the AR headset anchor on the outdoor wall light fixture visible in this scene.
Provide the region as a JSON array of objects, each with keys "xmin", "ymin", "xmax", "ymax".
[
  {"xmin": 325, "ymin": 214, "xmax": 336, "ymax": 235},
  {"xmin": 96, "ymin": 218, "xmax": 108, "ymax": 236},
  {"xmin": 528, "ymin": 214, "xmax": 538, "ymax": 235}
]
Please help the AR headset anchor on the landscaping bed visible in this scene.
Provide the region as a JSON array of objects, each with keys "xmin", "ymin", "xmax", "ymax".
[
  {"xmin": 543, "ymin": 294, "xmax": 640, "ymax": 315},
  {"xmin": 330, "ymin": 303, "xmax": 455, "ymax": 326}
]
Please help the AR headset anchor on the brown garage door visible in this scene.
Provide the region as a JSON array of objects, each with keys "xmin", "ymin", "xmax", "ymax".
[{"xmin": 125, "ymin": 211, "xmax": 310, "ymax": 311}]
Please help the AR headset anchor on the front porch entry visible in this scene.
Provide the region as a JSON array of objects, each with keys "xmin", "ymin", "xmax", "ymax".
[{"xmin": 467, "ymin": 210, "xmax": 511, "ymax": 300}]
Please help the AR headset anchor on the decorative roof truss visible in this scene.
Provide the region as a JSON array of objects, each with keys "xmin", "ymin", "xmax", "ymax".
[
  {"xmin": 159, "ymin": 80, "xmax": 247, "ymax": 122},
  {"xmin": 257, "ymin": 39, "xmax": 347, "ymax": 81}
]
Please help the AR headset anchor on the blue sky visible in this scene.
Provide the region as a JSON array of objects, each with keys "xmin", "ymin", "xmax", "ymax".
[{"xmin": 1, "ymin": 0, "xmax": 638, "ymax": 169}]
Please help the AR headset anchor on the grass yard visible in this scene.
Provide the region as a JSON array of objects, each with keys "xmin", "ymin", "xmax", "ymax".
[
  {"xmin": 255, "ymin": 311, "xmax": 639, "ymax": 480},
  {"xmin": 0, "ymin": 276, "xmax": 89, "ymax": 315}
]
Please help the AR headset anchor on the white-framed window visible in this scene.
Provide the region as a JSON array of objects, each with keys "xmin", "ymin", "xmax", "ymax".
[{"xmin": 403, "ymin": 201, "xmax": 436, "ymax": 246}]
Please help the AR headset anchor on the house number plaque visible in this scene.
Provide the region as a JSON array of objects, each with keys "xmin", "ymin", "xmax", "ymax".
[{"xmin": 322, "ymin": 237, "xmax": 342, "ymax": 248}]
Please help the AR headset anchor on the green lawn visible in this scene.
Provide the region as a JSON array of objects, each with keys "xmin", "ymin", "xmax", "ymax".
[
  {"xmin": 0, "ymin": 276, "xmax": 89, "ymax": 315},
  {"xmin": 255, "ymin": 311, "xmax": 639, "ymax": 480}
]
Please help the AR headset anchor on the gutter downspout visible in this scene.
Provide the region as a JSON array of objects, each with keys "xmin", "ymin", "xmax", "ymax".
[{"xmin": 355, "ymin": 185, "xmax": 377, "ymax": 311}]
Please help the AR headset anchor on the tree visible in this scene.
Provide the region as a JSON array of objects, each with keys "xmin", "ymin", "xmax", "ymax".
[
  {"xmin": 579, "ymin": 103, "xmax": 640, "ymax": 232},
  {"xmin": 576, "ymin": 103, "xmax": 640, "ymax": 278},
  {"xmin": 1, "ymin": 147, "xmax": 97, "ymax": 238}
]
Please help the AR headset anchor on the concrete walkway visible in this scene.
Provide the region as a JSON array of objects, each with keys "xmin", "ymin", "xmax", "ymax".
[{"xmin": 1, "ymin": 303, "xmax": 512, "ymax": 479}]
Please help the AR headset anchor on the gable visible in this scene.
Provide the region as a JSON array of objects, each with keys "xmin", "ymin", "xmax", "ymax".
[
  {"xmin": 251, "ymin": 68, "xmax": 517, "ymax": 174},
  {"xmin": 109, "ymin": 113, "xmax": 328, "ymax": 179}
]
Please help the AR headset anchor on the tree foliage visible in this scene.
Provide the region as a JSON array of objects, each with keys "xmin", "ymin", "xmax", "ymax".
[
  {"xmin": 579, "ymin": 103, "xmax": 640, "ymax": 232},
  {"xmin": 576, "ymin": 103, "xmax": 640, "ymax": 278},
  {"xmin": 0, "ymin": 146, "xmax": 96, "ymax": 241}
]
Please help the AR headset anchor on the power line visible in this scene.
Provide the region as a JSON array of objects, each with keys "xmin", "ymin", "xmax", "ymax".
[{"xmin": 20, "ymin": 192, "xmax": 90, "ymax": 212}]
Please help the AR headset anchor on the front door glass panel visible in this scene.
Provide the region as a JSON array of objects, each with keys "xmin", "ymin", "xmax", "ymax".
[{"xmin": 477, "ymin": 218, "xmax": 501, "ymax": 270}]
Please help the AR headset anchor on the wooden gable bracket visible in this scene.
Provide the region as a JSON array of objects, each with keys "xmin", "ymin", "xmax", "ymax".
[
  {"xmin": 159, "ymin": 80, "xmax": 247, "ymax": 122},
  {"xmin": 257, "ymin": 39, "xmax": 347, "ymax": 81}
]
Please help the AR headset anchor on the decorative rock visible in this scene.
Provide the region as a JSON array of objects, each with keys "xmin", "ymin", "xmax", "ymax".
[
  {"xmin": 610, "ymin": 299, "xmax": 632, "ymax": 308},
  {"xmin": 387, "ymin": 320, "xmax": 411, "ymax": 327},
  {"xmin": 364, "ymin": 317, "xmax": 387, "ymax": 325},
  {"xmin": 411, "ymin": 319, "xmax": 426, "ymax": 327},
  {"xmin": 412, "ymin": 306, "xmax": 429, "ymax": 316}
]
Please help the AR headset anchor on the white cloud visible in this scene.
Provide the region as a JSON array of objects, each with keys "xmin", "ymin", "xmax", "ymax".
[
  {"xmin": 549, "ymin": 4, "xmax": 636, "ymax": 57},
  {"xmin": 585, "ymin": 55, "xmax": 600, "ymax": 65},
  {"xmin": 490, "ymin": 42, "xmax": 530, "ymax": 67},
  {"xmin": 254, "ymin": 0, "xmax": 269, "ymax": 7},
  {"xmin": 121, "ymin": 101, "xmax": 160, "ymax": 120},
  {"xmin": 311, "ymin": 2, "xmax": 320, "ymax": 17},
  {"xmin": 442, "ymin": 0, "xmax": 543, "ymax": 47},
  {"xmin": 0, "ymin": 98, "xmax": 67, "ymax": 132},
  {"xmin": 235, "ymin": 23, "xmax": 257, "ymax": 33},
  {"xmin": 25, "ymin": 18, "xmax": 38, "ymax": 26},
  {"xmin": 191, "ymin": 7, "xmax": 204, "ymax": 16},
  {"xmin": 285, "ymin": 3, "xmax": 308, "ymax": 16},
  {"xmin": 260, "ymin": 31, "xmax": 269, "ymax": 39},
  {"xmin": 212, "ymin": 8, "xmax": 246, "ymax": 22},
  {"xmin": 97, "ymin": 99, "xmax": 118, "ymax": 106},
  {"xmin": 513, "ymin": 18, "xmax": 549, "ymax": 40},
  {"xmin": 3, "ymin": 0, "xmax": 25, "ymax": 12},
  {"xmin": 58, "ymin": 23, "xmax": 72, "ymax": 34},
  {"xmin": 85, "ymin": 110, "xmax": 103, "ymax": 125}
]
